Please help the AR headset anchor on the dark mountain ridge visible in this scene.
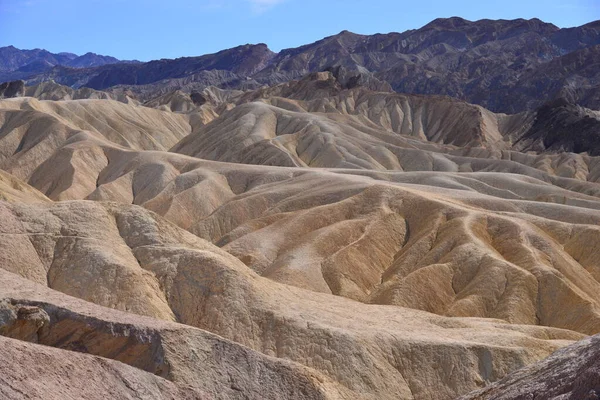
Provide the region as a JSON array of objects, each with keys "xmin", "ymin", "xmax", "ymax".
[
  {"xmin": 0, "ymin": 46, "xmax": 136, "ymax": 77},
  {"xmin": 0, "ymin": 46, "xmax": 77, "ymax": 72},
  {"xmin": 2, "ymin": 17, "xmax": 599, "ymax": 113},
  {"xmin": 514, "ymin": 97, "xmax": 600, "ymax": 155}
]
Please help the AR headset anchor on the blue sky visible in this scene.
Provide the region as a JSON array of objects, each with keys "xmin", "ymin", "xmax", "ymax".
[{"xmin": 0, "ymin": 0, "xmax": 598, "ymax": 61}]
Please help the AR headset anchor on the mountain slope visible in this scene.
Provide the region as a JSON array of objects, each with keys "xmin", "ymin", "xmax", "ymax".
[
  {"xmin": 0, "ymin": 46, "xmax": 76, "ymax": 72},
  {"xmin": 20, "ymin": 44, "xmax": 276, "ymax": 91},
  {"xmin": 4, "ymin": 18, "xmax": 599, "ymax": 113},
  {"xmin": 0, "ymin": 46, "xmax": 126, "ymax": 78},
  {"xmin": 514, "ymin": 98, "xmax": 600, "ymax": 155}
]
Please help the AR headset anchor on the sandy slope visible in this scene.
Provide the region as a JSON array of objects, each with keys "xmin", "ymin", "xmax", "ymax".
[
  {"xmin": 169, "ymin": 74, "xmax": 600, "ymax": 187},
  {"xmin": 0, "ymin": 201, "xmax": 584, "ymax": 399},
  {"xmin": 1, "ymin": 79, "xmax": 600, "ymax": 398},
  {"xmin": 0, "ymin": 169, "xmax": 49, "ymax": 203},
  {"xmin": 23, "ymin": 141, "xmax": 600, "ymax": 335},
  {"xmin": 0, "ymin": 97, "xmax": 190, "ymax": 179}
]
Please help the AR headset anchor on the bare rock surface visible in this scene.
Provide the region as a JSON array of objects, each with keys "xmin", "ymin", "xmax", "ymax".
[
  {"xmin": 0, "ymin": 270, "xmax": 330, "ymax": 400},
  {"xmin": 460, "ymin": 333, "xmax": 600, "ymax": 400},
  {"xmin": 0, "ymin": 80, "xmax": 24, "ymax": 98},
  {"xmin": 0, "ymin": 336, "xmax": 204, "ymax": 400}
]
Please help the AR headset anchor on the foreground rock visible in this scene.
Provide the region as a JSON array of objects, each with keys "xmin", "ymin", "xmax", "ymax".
[
  {"xmin": 0, "ymin": 336, "xmax": 205, "ymax": 400},
  {"xmin": 461, "ymin": 333, "xmax": 600, "ymax": 399},
  {"xmin": 0, "ymin": 270, "xmax": 335, "ymax": 400}
]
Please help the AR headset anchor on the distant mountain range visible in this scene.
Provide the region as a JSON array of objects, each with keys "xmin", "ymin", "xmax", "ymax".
[
  {"xmin": 0, "ymin": 46, "xmax": 138, "ymax": 75},
  {"xmin": 1, "ymin": 17, "xmax": 599, "ymax": 113}
]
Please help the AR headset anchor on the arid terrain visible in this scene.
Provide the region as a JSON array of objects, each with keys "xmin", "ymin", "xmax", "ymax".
[{"xmin": 1, "ymin": 16, "xmax": 600, "ymax": 400}]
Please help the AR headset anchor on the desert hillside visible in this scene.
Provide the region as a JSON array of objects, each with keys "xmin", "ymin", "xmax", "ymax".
[{"xmin": 1, "ymin": 15, "xmax": 600, "ymax": 400}]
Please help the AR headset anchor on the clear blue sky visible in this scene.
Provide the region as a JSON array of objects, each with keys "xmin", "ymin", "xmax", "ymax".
[{"xmin": 0, "ymin": 0, "xmax": 598, "ymax": 61}]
